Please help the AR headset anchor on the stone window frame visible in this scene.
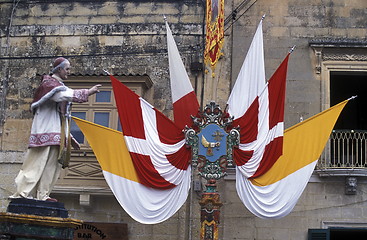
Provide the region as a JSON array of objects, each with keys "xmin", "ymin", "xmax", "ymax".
[
  {"xmin": 310, "ymin": 40, "xmax": 367, "ymax": 177},
  {"xmin": 320, "ymin": 60, "xmax": 367, "ymax": 111},
  {"xmin": 309, "ymin": 39, "xmax": 367, "ymax": 110}
]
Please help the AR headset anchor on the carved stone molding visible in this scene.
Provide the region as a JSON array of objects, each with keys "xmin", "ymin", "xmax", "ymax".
[
  {"xmin": 309, "ymin": 38, "xmax": 367, "ymax": 74},
  {"xmin": 322, "ymin": 52, "xmax": 367, "ymax": 61}
]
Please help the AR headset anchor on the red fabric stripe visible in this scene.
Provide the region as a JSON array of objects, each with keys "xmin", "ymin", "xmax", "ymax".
[
  {"xmin": 233, "ymin": 97, "xmax": 259, "ymax": 144},
  {"xmin": 250, "ymin": 55, "xmax": 289, "ymax": 177},
  {"xmin": 111, "ymin": 75, "xmax": 190, "ymax": 185},
  {"xmin": 268, "ymin": 54, "xmax": 289, "ymax": 129},
  {"xmin": 130, "ymin": 152, "xmax": 176, "ymax": 189},
  {"xmin": 234, "ymin": 148, "xmax": 254, "ymax": 166},
  {"xmin": 250, "ymin": 136, "xmax": 283, "ymax": 178},
  {"xmin": 165, "ymin": 145, "xmax": 191, "ymax": 170},
  {"xmin": 155, "ymin": 108, "xmax": 185, "ymax": 144},
  {"xmin": 155, "ymin": 110, "xmax": 191, "ymax": 170},
  {"xmin": 173, "ymin": 91, "xmax": 199, "ymax": 129},
  {"xmin": 110, "ymin": 75, "xmax": 145, "ymax": 139}
]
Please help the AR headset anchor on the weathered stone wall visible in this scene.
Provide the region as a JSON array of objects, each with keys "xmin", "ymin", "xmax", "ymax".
[
  {"xmin": 1, "ymin": 0, "xmax": 367, "ymax": 239},
  {"xmin": 0, "ymin": 0, "xmax": 205, "ymax": 152}
]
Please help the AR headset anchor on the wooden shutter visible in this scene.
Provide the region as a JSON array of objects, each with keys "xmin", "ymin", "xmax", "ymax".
[{"xmin": 308, "ymin": 229, "xmax": 329, "ymax": 240}]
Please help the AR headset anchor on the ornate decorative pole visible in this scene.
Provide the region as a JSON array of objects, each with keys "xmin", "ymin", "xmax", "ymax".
[
  {"xmin": 199, "ymin": 179, "xmax": 222, "ymax": 240},
  {"xmin": 186, "ymin": 102, "xmax": 239, "ymax": 240}
]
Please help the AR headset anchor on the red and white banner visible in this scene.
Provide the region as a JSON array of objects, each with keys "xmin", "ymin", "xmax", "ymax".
[
  {"xmin": 109, "ymin": 75, "xmax": 192, "ymax": 223},
  {"xmin": 233, "ymin": 54, "xmax": 289, "ymax": 178},
  {"xmin": 81, "ymin": 22, "xmax": 200, "ymax": 224},
  {"xmin": 229, "ymin": 18, "xmax": 348, "ymax": 219},
  {"xmin": 227, "ymin": 18, "xmax": 265, "ymax": 120},
  {"xmin": 111, "ymin": 75, "xmax": 191, "ymax": 189},
  {"xmin": 227, "ymin": 18, "xmax": 286, "ymax": 178},
  {"xmin": 166, "ymin": 21, "xmax": 200, "ymax": 129}
]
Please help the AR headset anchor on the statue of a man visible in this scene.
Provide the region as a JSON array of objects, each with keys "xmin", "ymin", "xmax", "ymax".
[{"xmin": 10, "ymin": 57, "xmax": 101, "ymax": 202}]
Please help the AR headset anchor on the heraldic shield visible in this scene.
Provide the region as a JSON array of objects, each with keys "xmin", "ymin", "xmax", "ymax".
[
  {"xmin": 185, "ymin": 102, "xmax": 239, "ymax": 180},
  {"xmin": 198, "ymin": 124, "xmax": 226, "ymax": 162}
]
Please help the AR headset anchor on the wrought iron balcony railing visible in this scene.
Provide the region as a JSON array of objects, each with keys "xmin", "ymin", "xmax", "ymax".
[{"xmin": 318, "ymin": 130, "xmax": 367, "ymax": 169}]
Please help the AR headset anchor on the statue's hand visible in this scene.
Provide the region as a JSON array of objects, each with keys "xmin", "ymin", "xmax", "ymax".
[{"xmin": 88, "ymin": 84, "xmax": 102, "ymax": 96}]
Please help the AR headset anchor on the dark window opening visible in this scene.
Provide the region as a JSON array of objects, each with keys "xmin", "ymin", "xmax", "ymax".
[
  {"xmin": 330, "ymin": 71, "xmax": 367, "ymax": 130},
  {"xmin": 329, "ymin": 71, "xmax": 367, "ymax": 168},
  {"xmin": 330, "ymin": 228, "xmax": 367, "ymax": 240},
  {"xmin": 309, "ymin": 228, "xmax": 367, "ymax": 240}
]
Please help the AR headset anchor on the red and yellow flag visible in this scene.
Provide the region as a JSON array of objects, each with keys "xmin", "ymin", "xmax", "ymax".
[
  {"xmin": 236, "ymin": 100, "xmax": 349, "ymax": 218},
  {"xmin": 204, "ymin": 0, "xmax": 225, "ymax": 69}
]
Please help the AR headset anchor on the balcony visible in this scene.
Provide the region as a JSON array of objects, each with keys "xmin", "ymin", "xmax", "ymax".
[{"xmin": 317, "ymin": 130, "xmax": 367, "ymax": 176}]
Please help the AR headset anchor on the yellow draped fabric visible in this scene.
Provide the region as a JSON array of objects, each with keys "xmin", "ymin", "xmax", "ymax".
[
  {"xmin": 72, "ymin": 117, "xmax": 139, "ymax": 183},
  {"xmin": 251, "ymin": 99, "xmax": 349, "ymax": 186}
]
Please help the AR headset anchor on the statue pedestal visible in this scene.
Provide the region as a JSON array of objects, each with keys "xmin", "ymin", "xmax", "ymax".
[{"xmin": 0, "ymin": 199, "xmax": 82, "ymax": 240}]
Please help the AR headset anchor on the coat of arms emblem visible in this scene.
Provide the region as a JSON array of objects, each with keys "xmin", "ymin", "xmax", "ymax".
[{"xmin": 185, "ymin": 102, "xmax": 239, "ymax": 180}]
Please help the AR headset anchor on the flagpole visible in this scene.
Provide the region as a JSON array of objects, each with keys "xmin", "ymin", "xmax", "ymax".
[{"xmin": 289, "ymin": 45, "xmax": 296, "ymax": 53}]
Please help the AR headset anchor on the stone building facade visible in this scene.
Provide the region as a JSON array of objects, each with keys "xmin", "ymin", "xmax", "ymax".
[{"xmin": 1, "ymin": 0, "xmax": 367, "ymax": 239}]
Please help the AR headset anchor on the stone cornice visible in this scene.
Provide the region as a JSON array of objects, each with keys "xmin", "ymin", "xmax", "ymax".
[
  {"xmin": 309, "ymin": 38, "xmax": 367, "ymax": 48},
  {"xmin": 309, "ymin": 38, "xmax": 367, "ymax": 74}
]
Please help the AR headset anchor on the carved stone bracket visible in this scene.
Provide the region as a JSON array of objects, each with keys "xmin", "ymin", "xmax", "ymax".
[
  {"xmin": 345, "ymin": 176, "xmax": 357, "ymax": 195},
  {"xmin": 312, "ymin": 47, "xmax": 323, "ymax": 74}
]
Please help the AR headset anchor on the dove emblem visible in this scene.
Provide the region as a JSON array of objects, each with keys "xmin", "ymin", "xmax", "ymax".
[{"xmin": 201, "ymin": 135, "xmax": 220, "ymax": 156}]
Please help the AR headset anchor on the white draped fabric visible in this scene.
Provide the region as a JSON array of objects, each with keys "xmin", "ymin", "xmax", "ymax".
[
  {"xmin": 166, "ymin": 21, "xmax": 194, "ymax": 103},
  {"xmin": 235, "ymin": 162, "xmax": 317, "ymax": 218},
  {"xmin": 166, "ymin": 20, "xmax": 200, "ymax": 129},
  {"xmin": 227, "ymin": 19, "xmax": 265, "ymax": 120},
  {"xmin": 103, "ymin": 168, "xmax": 191, "ymax": 224}
]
